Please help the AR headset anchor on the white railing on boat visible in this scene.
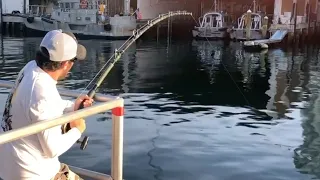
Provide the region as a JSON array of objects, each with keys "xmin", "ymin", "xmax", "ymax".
[{"xmin": 0, "ymin": 80, "xmax": 123, "ymax": 180}]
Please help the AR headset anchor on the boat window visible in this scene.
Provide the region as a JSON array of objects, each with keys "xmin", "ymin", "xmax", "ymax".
[
  {"xmin": 206, "ymin": 16, "xmax": 210, "ymax": 22},
  {"xmin": 199, "ymin": 17, "xmax": 203, "ymax": 24},
  {"xmin": 60, "ymin": 3, "xmax": 64, "ymax": 8},
  {"xmin": 65, "ymin": 3, "xmax": 70, "ymax": 9},
  {"xmin": 70, "ymin": 3, "xmax": 75, "ymax": 9}
]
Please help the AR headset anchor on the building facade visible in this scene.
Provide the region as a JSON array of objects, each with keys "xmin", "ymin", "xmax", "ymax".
[
  {"xmin": 273, "ymin": 0, "xmax": 320, "ymax": 25},
  {"xmin": 136, "ymin": 0, "xmax": 274, "ymax": 21}
]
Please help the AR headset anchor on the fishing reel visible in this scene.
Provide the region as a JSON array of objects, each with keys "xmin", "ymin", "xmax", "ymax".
[{"xmin": 61, "ymin": 122, "xmax": 89, "ymax": 150}]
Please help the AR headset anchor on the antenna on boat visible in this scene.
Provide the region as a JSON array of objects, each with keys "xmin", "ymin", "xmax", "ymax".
[{"xmin": 214, "ymin": 0, "xmax": 217, "ymax": 12}]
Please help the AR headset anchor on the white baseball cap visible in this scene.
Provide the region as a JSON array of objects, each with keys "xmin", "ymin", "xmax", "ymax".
[{"xmin": 39, "ymin": 29, "xmax": 86, "ymax": 62}]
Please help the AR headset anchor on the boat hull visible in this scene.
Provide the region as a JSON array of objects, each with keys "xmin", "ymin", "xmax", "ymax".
[
  {"xmin": 229, "ymin": 29, "xmax": 264, "ymax": 41},
  {"xmin": 24, "ymin": 26, "xmax": 130, "ymax": 40},
  {"xmin": 23, "ymin": 16, "xmax": 135, "ymax": 40},
  {"xmin": 192, "ymin": 27, "xmax": 229, "ymax": 40}
]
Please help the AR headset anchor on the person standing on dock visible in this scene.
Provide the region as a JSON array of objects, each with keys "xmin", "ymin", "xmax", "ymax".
[
  {"xmin": 132, "ymin": 8, "xmax": 142, "ymax": 20},
  {"xmin": 137, "ymin": 8, "xmax": 142, "ymax": 20},
  {"xmin": 98, "ymin": 1, "xmax": 106, "ymax": 24},
  {"xmin": 0, "ymin": 29, "xmax": 94, "ymax": 180}
]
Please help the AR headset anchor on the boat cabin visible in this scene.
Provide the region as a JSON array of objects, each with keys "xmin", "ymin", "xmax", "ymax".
[
  {"xmin": 237, "ymin": 12, "xmax": 262, "ymax": 30},
  {"xmin": 198, "ymin": 12, "xmax": 230, "ymax": 28},
  {"xmin": 51, "ymin": 0, "xmax": 100, "ymax": 25}
]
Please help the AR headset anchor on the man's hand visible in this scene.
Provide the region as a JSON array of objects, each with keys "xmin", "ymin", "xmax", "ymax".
[
  {"xmin": 74, "ymin": 95, "xmax": 94, "ymax": 111},
  {"xmin": 70, "ymin": 119, "xmax": 86, "ymax": 133},
  {"xmin": 69, "ymin": 96, "xmax": 93, "ymax": 134}
]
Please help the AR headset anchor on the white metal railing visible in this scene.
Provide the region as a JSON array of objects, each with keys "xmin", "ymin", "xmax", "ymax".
[{"xmin": 0, "ymin": 80, "xmax": 123, "ymax": 180}]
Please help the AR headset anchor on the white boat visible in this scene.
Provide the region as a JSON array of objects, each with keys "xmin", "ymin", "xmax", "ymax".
[
  {"xmin": 229, "ymin": 0, "xmax": 267, "ymax": 41},
  {"xmin": 229, "ymin": 10, "xmax": 265, "ymax": 40},
  {"xmin": 192, "ymin": 0, "xmax": 231, "ymax": 39},
  {"xmin": 24, "ymin": 0, "xmax": 136, "ymax": 40}
]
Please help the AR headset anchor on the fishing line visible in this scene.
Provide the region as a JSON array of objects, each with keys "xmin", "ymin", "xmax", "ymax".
[{"xmin": 190, "ymin": 15, "xmax": 252, "ymax": 107}]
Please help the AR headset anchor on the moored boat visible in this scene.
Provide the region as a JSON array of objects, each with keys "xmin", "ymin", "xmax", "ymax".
[
  {"xmin": 24, "ymin": 0, "xmax": 136, "ymax": 40},
  {"xmin": 228, "ymin": 0, "xmax": 268, "ymax": 41},
  {"xmin": 192, "ymin": 0, "xmax": 232, "ymax": 40}
]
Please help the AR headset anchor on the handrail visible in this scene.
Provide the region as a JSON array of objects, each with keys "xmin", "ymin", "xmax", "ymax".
[
  {"xmin": 0, "ymin": 81, "xmax": 124, "ymax": 180},
  {"xmin": 0, "ymin": 98, "xmax": 123, "ymax": 145}
]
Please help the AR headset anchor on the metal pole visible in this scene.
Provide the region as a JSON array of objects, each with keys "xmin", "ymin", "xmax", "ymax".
[
  {"xmin": 170, "ymin": 16, "xmax": 173, "ymax": 41},
  {"xmin": 307, "ymin": 2, "xmax": 311, "ymax": 42},
  {"xmin": 167, "ymin": 12, "xmax": 170, "ymax": 43},
  {"xmin": 23, "ymin": 0, "xmax": 26, "ymax": 14},
  {"xmin": 124, "ymin": 0, "xmax": 130, "ymax": 15},
  {"xmin": 245, "ymin": 10, "xmax": 252, "ymax": 40},
  {"xmin": 293, "ymin": 2, "xmax": 297, "ymax": 44},
  {"xmin": 111, "ymin": 106, "xmax": 124, "ymax": 180},
  {"xmin": 200, "ymin": 1, "xmax": 203, "ymax": 16},
  {"xmin": 157, "ymin": 23, "xmax": 159, "ymax": 43},
  {"xmin": 0, "ymin": 0, "xmax": 2, "ymax": 34}
]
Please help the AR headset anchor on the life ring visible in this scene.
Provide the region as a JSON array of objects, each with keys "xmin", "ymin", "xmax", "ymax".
[
  {"xmin": 27, "ymin": 16, "xmax": 34, "ymax": 23},
  {"xmin": 80, "ymin": 0, "xmax": 88, "ymax": 9},
  {"xmin": 104, "ymin": 24, "xmax": 111, "ymax": 31}
]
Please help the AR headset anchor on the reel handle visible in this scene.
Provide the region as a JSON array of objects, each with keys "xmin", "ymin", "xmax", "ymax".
[{"xmin": 77, "ymin": 136, "xmax": 89, "ymax": 150}]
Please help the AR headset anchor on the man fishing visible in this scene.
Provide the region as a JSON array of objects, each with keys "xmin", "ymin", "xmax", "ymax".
[{"xmin": 0, "ymin": 29, "xmax": 94, "ymax": 180}]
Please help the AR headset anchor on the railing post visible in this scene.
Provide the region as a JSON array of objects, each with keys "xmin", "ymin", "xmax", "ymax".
[{"xmin": 111, "ymin": 105, "xmax": 124, "ymax": 180}]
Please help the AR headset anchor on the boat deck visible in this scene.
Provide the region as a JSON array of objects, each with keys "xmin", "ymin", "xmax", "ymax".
[
  {"xmin": 70, "ymin": 165, "xmax": 112, "ymax": 180},
  {"xmin": 243, "ymin": 30, "xmax": 288, "ymax": 51}
]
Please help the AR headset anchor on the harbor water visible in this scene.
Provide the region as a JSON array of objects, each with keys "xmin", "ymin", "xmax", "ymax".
[{"xmin": 0, "ymin": 36, "xmax": 320, "ymax": 180}]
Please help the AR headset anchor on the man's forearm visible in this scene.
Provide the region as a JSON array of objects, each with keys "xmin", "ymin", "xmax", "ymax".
[{"xmin": 37, "ymin": 126, "xmax": 81, "ymax": 158}]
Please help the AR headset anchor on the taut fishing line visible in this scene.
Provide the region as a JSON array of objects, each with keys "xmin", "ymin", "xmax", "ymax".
[
  {"xmin": 190, "ymin": 15, "xmax": 252, "ymax": 107},
  {"xmin": 189, "ymin": 15, "xmax": 277, "ymax": 120}
]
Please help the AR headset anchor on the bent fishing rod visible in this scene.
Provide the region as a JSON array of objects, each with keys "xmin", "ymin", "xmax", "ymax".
[{"xmin": 61, "ymin": 11, "xmax": 193, "ymax": 150}]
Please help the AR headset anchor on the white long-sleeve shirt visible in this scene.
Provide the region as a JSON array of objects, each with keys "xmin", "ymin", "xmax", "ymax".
[{"xmin": 0, "ymin": 60, "xmax": 81, "ymax": 180}]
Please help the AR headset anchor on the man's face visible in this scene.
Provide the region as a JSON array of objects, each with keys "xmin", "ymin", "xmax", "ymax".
[{"xmin": 58, "ymin": 60, "xmax": 74, "ymax": 80}]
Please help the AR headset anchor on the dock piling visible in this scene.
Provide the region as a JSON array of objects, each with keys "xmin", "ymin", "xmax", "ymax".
[
  {"xmin": 157, "ymin": 23, "xmax": 159, "ymax": 43},
  {"xmin": 167, "ymin": 12, "xmax": 170, "ymax": 43},
  {"xmin": 245, "ymin": 9, "xmax": 252, "ymax": 40},
  {"xmin": 293, "ymin": 2, "xmax": 297, "ymax": 45}
]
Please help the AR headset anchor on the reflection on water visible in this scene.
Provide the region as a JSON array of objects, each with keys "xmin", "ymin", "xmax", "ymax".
[{"xmin": 1, "ymin": 36, "xmax": 320, "ymax": 180}]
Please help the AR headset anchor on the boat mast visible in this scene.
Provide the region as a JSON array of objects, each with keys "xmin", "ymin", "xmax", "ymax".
[
  {"xmin": 214, "ymin": 0, "xmax": 217, "ymax": 12},
  {"xmin": 253, "ymin": 0, "xmax": 256, "ymax": 13}
]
